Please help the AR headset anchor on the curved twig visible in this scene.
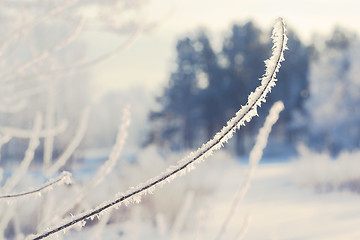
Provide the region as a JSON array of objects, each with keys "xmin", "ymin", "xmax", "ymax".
[
  {"xmin": 28, "ymin": 18, "xmax": 287, "ymax": 240},
  {"xmin": 0, "ymin": 172, "xmax": 71, "ymax": 200}
]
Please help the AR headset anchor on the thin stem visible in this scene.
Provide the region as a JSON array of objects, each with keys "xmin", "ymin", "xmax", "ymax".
[
  {"xmin": 0, "ymin": 172, "xmax": 71, "ymax": 200},
  {"xmin": 215, "ymin": 101, "xmax": 284, "ymax": 240},
  {"xmin": 28, "ymin": 18, "xmax": 287, "ymax": 240}
]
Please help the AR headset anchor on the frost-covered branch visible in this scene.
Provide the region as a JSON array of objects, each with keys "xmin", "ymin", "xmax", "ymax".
[
  {"xmin": 92, "ymin": 105, "xmax": 131, "ymax": 187},
  {"xmin": 0, "ymin": 0, "xmax": 79, "ymax": 61},
  {"xmin": 2, "ymin": 114, "xmax": 42, "ymax": 191},
  {"xmin": 215, "ymin": 101, "xmax": 284, "ymax": 240},
  {"xmin": 45, "ymin": 107, "xmax": 90, "ymax": 177},
  {"xmin": 171, "ymin": 190, "xmax": 195, "ymax": 240},
  {"xmin": 43, "ymin": 78, "xmax": 56, "ymax": 169},
  {"xmin": 2, "ymin": 16, "xmax": 85, "ymax": 83},
  {"xmin": 0, "ymin": 120, "xmax": 67, "ymax": 139},
  {"xmin": 45, "ymin": 105, "xmax": 131, "ymax": 226},
  {"xmin": 5, "ymin": 17, "xmax": 85, "ymax": 80},
  {"xmin": 28, "ymin": 18, "xmax": 287, "ymax": 240},
  {"xmin": 0, "ymin": 135, "xmax": 11, "ymax": 152},
  {"xmin": 0, "ymin": 114, "xmax": 42, "ymax": 238},
  {"xmin": 0, "ymin": 171, "xmax": 72, "ymax": 200},
  {"xmin": 234, "ymin": 215, "xmax": 252, "ymax": 240}
]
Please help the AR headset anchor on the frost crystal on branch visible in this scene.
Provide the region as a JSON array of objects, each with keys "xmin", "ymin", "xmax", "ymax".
[
  {"xmin": 28, "ymin": 18, "xmax": 287, "ymax": 240},
  {"xmin": 215, "ymin": 101, "xmax": 284, "ymax": 240},
  {"xmin": 0, "ymin": 171, "xmax": 72, "ymax": 200}
]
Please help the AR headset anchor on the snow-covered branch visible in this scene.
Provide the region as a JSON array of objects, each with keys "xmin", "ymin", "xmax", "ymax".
[
  {"xmin": 0, "ymin": 171, "xmax": 71, "ymax": 200},
  {"xmin": 0, "ymin": 120, "xmax": 68, "ymax": 139},
  {"xmin": 215, "ymin": 101, "xmax": 284, "ymax": 240},
  {"xmin": 28, "ymin": 18, "xmax": 287, "ymax": 240},
  {"xmin": 2, "ymin": 114, "xmax": 42, "ymax": 191},
  {"xmin": 45, "ymin": 107, "xmax": 90, "ymax": 177}
]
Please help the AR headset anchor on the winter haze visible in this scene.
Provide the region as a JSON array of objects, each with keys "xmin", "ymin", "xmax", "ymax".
[{"xmin": 1, "ymin": 1, "xmax": 360, "ymax": 239}]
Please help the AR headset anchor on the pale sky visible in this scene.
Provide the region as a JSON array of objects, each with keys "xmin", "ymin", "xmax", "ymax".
[{"xmin": 90, "ymin": 0, "xmax": 360, "ymax": 98}]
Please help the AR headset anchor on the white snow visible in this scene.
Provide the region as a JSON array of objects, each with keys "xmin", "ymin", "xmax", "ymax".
[{"xmin": 60, "ymin": 159, "xmax": 360, "ymax": 240}]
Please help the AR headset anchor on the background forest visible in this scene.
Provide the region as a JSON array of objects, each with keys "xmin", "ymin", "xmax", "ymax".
[{"xmin": 2, "ymin": 17, "xmax": 359, "ymax": 163}]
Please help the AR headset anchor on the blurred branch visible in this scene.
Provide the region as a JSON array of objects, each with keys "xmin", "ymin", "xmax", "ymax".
[
  {"xmin": 45, "ymin": 106, "xmax": 90, "ymax": 177},
  {"xmin": 0, "ymin": 0, "xmax": 80, "ymax": 58},
  {"xmin": 0, "ymin": 120, "xmax": 68, "ymax": 139},
  {"xmin": 2, "ymin": 114, "xmax": 42, "ymax": 191},
  {"xmin": 215, "ymin": 101, "xmax": 284, "ymax": 240},
  {"xmin": 0, "ymin": 171, "xmax": 72, "ymax": 200},
  {"xmin": 1, "ymin": 17, "xmax": 86, "ymax": 83},
  {"xmin": 234, "ymin": 215, "xmax": 252, "ymax": 240},
  {"xmin": 44, "ymin": 105, "xmax": 131, "ymax": 227},
  {"xmin": 5, "ymin": 26, "xmax": 141, "ymax": 85}
]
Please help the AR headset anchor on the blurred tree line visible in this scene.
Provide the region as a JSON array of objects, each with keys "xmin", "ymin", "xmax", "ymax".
[
  {"xmin": 147, "ymin": 21, "xmax": 310, "ymax": 156},
  {"xmin": 147, "ymin": 21, "xmax": 360, "ymax": 157},
  {"xmin": 1, "ymin": 9, "xmax": 359, "ymax": 164},
  {"xmin": 305, "ymin": 28, "xmax": 360, "ymax": 155}
]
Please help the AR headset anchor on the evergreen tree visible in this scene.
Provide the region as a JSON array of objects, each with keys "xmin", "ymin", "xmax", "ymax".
[
  {"xmin": 149, "ymin": 38, "xmax": 202, "ymax": 150},
  {"xmin": 306, "ymin": 28, "xmax": 360, "ymax": 155},
  {"xmin": 268, "ymin": 30, "xmax": 310, "ymax": 148},
  {"xmin": 196, "ymin": 32, "xmax": 227, "ymax": 140},
  {"xmin": 221, "ymin": 22, "xmax": 269, "ymax": 154},
  {"xmin": 148, "ymin": 22, "xmax": 311, "ymax": 157}
]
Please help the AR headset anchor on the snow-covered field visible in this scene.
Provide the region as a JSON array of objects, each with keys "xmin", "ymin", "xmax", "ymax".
[
  {"xmin": 56, "ymin": 152, "xmax": 360, "ymax": 240},
  {"xmin": 214, "ymin": 162, "xmax": 360, "ymax": 240}
]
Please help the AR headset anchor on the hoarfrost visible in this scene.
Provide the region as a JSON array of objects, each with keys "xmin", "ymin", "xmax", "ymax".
[
  {"xmin": 0, "ymin": 171, "xmax": 72, "ymax": 200},
  {"xmin": 29, "ymin": 18, "xmax": 287, "ymax": 240},
  {"xmin": 45, "ymin": 107, "xmax": 90, "ymax": 177}
]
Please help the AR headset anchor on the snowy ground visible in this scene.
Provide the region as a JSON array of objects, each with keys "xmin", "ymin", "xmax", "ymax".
[
  {"xmin": 211, "ymin": 162, "xmax": 360, "ymax": 240},
  {"xmin": 63, "ymin": 157, "xmax": 360, "ymax": 240}
]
